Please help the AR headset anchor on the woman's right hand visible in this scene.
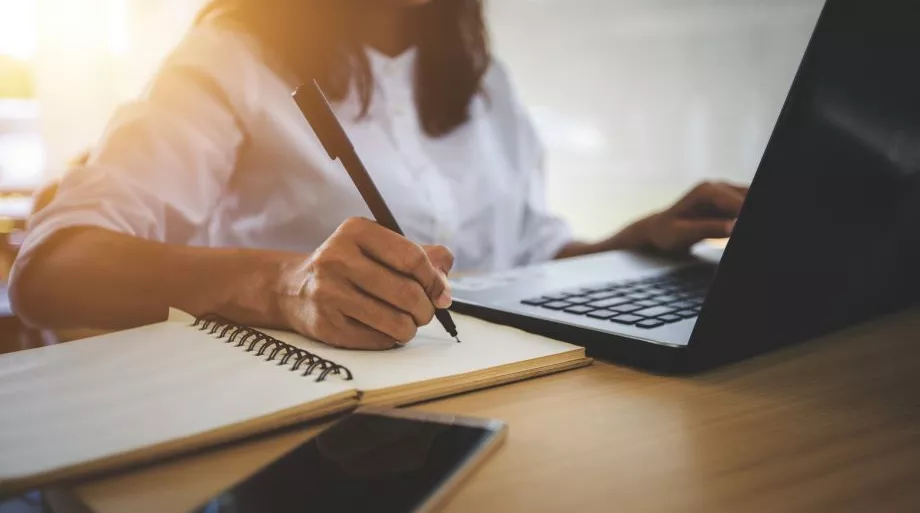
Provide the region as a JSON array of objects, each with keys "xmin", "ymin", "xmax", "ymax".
[{"xmin": 276, "ymin": 217, "xmax": 454, "ymax": 350}]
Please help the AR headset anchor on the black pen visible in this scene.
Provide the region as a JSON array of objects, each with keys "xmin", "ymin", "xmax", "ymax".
[{"xmin": 293, "ymin": 80, "xmax": 461, "ymax": 343}]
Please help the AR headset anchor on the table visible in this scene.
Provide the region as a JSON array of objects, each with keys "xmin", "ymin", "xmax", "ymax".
[{"xmin": 50, "ymin": 306, "xmax": 920, "ymax": 513}]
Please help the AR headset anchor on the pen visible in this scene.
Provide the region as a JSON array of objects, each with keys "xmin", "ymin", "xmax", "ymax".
[{"xmin": 293, "ymin": 80, "xmax": 461, "ymax": 343}]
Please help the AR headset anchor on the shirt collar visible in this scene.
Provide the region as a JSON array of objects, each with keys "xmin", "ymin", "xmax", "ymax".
[{"xmin": 365, "ymin": 45, "xmax": 418, "ymax": 82}]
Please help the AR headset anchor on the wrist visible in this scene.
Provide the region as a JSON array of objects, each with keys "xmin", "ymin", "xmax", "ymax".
[
  {"xmin": 193, "ymin": 248, "xmax": 303, "ymax": 329},
  {"xmin": 555, "ymin": 215, "xmax": 661, "ymax": 260},
  {"xmin": 604, "ymin": 214, "xmax": 659, "ymax": 252}
]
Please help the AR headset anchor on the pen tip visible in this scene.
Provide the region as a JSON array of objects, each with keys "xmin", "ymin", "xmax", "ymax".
[{"xmin": 454, "ymin": 336, "xmax": 461, "ymax": 344}]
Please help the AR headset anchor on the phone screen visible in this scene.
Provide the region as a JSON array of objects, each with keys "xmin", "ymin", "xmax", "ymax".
[{"xmin": 193, "ymin": 412, "xmax": 501, "ymax": 513}]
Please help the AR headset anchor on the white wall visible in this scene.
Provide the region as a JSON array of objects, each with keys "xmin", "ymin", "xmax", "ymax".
[{"xmin": 488, "ymin": 0, "xmax": 825, "ymax": 238}]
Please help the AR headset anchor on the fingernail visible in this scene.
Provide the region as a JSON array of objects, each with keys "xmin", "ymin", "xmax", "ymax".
[
  {"xmin": 436, "ymin": 294, "xmax": 452, "ymax": 309},
  {"xmin": 435, "ymin": 274, "xmax": 453, "ymax": 308},
  {"xmin": 727, "ymin": 220, "xmax": 736, "ymax": 233}
]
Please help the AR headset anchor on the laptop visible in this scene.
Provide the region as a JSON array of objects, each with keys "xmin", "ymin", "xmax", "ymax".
[{"xmin": 451, "ymin": 0, "xmax": 920, "ymax": 373}]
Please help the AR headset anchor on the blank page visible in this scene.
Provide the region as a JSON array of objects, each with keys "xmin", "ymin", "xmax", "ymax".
[
  {"xmin": 0, "ymin": 315, "xmax": 356, "ymax": 490},
  {"xmin": 263, "ymin": 313, "xmax": 585, "ymax": 394}
]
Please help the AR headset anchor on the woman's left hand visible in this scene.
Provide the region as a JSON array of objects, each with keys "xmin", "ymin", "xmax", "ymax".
[
  {"xmin": 639, "ymin": 181, "xmax": 748, "ymax": 252},
  {"xmin": 557, "ymin": 181, "xmax": 749, "ymax": 260}
]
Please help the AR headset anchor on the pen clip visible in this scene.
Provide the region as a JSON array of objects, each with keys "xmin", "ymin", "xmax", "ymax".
[{"xmin": 293, "ymin": 80, "xmax": 351, "ymax": 161}]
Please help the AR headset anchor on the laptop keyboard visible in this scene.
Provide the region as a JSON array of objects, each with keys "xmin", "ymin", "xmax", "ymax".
[{"xmin": 520, "ymin": 265, "xmax": 714, "ymax": 330}]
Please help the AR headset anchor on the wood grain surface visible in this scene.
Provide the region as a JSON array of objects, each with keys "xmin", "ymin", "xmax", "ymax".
[{"xmin": 55, "ymin": 306, "xmax": 920, "ymax": 513}]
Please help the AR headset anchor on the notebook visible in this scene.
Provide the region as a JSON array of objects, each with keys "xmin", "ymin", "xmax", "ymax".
[{"xmin": 0, "ymin": 309, "xmax": 589, "ymax": 495}]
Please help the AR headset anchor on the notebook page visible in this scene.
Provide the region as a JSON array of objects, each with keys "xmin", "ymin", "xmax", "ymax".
[
  {"xmin": 262, "ymin": 313, "xmax": 583, "ymax": 393},
  {"xmin": 0, "ymin": 317, "xmax": 355, "ymax": 486}
]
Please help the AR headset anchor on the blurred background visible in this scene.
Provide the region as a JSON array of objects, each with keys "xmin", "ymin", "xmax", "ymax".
[{"xmin": 0, "ymin": 0, "xmax": 824, "ymax": 240}]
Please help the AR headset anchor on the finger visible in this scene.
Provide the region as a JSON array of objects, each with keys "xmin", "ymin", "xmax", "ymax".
[
  {"xmin": 423, "ymin": 245, "xmax": 455, "ymax": 275},
  {"xmin": 365, "ymin": 239, "xmax": 450, "ymax": 308},
  {"xmin": 706, "ymin": 182, "xmax": 746, "ymax": 215},
  {"xmin": 667, "ymin": 218, "xmax": 735, "ymax": 250},
  {"xmin": 685, "ymin": 182, "xmax": 746, "ymax": 217},
  {"xmin": 346, "ymin": 258, "xmax": 434, "ymax": 326},
  {"xmin": 340, "ymin": 285, "xmax": 418, "ymax": 345},
  {"xmin": 423, "ymin": 244, "xmax": 454, "ymax": 307},
  {"xmin": 728, "ymin": 183, "xmax": 750, "ymax": 195},
  {"xmin": 297, "ymin": 278, "xmax": 396, "ymax": 350},
  {"xmin": 341, "ymin": 219, "xmax": 451, "ymax": 307},
  {"xmin": 296, "ymin": 306, "xmax": 395, "ymax": 351},
  {"xmin": 326, "ymin": 314, "xmax": 398, "ymax": 351}
]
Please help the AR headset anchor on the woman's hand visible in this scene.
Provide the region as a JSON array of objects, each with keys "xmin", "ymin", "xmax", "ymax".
[
  {"xmin": 640, "ymin": 181, "xmax": 748, "ymax": 252},
  {"xmin": 556, "ymin": 181, "xmax": 749, "ymax": 259},
  {"xmin": 275, "ymin": 217, "xmax": 454, "ymax": 350}
]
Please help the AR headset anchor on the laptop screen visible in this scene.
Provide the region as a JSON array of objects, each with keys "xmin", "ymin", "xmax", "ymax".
[{"xmin": 689, "ymin": 0, "xmax": 920, "ymax": 367}]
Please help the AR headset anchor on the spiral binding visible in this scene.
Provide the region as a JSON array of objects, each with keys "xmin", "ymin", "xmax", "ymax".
[{"xmin": 192, "ymin": 314, "xmax": 353, "ymax": 382}]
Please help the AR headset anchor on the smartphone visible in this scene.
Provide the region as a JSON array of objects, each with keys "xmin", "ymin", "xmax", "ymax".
[{"xmin": 192, "ymin": 408, "xmax": 507, "ymax": 513}]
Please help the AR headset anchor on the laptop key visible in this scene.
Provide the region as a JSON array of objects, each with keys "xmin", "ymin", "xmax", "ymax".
[
  {"xmin": 564, "ymin": 296, "xmax": 593, "ymax": 305},
  {"xmin": 675, "ymin": 309, "xmax": 698, "ymax": 318},
  {"xmin": 636, "ymin": 319, "xmax": 665, "ymax": 329},
  {"xmin": 563, "ymin": 305, "xmax": 595, "ymax": 315},
  {"xmin": 672, "ymin": 300, "xmax": 697, "ymax": 309},
  {"xmin": 611, "ymin": 314, "xmax": 643, "ymax": 325},
  {"xmin": 542, "ymin": 293, "xmax": 572, "ymax": 301},
  {"xmin": 658, "ymin": 314, "xmax": 683, "ymax": 323},
  {"xmin": 611, "ymin": 304, "xmax": 643, "ymax": 314},
  {"xmin": 589, "ymin": 297, "xmax": 630, "ymax": 309},
  {"xmin": 626, "ymin": 292, "xmax": 652, "ymax": 301},
  {"xmin": 635, "ymin": 299, "xmax": 661, "ymax": 307},
  {"xmin": 587, "ymin": 291, "xmax": 619, "ymax": 300},
  {"xmin": 587, "ymin": 309, "xmax": 618, "ymax": 320},
  {"xmin": 635, "ymin": 306, "xmax": 677, "ymax": 318},
  {"xmin": 541, "ymin": 301, "xmax": 573, "ymax": 310}
]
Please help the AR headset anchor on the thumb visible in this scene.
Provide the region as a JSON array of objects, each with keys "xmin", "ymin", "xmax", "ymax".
[
  {"xmin": 422, "ymin": 245, "xmax": 454, "ymax": 307},
  {"xmin": 423, "ymin": 245, "xmax": 454, "ymax": 276},
  {"xmin": 667, "ymin": 219, "xmax": 735, "ymax": 250}
]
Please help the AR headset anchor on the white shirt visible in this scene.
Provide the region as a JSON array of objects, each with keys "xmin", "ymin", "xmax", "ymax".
[{"xmin": 13, "ymin": 22, "xmax": 573, "ymax": 279}]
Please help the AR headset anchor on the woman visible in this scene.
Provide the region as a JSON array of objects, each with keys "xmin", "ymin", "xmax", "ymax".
[{"xmin": 9, "ymin": 0, "xmax": 746, "ymax": 350}]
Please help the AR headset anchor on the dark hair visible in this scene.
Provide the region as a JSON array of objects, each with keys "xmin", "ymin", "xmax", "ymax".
[{"xmin": 196, "ymin": 0, "xmax": 490, "ymax": 137}]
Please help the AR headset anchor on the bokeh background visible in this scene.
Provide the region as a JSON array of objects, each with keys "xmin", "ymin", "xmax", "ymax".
[{"xmin": 0, "ymin": 0, "xmax": 824, "ymax": 238}]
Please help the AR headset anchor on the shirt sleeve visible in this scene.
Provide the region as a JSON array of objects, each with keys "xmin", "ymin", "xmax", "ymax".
[
  {"xmin": 10, "ymin": 24, "xmax": 255, "ymax": 285},
  {"xmin": 506, "ymin": 76, "xmax": 574, "ymax": 266}
]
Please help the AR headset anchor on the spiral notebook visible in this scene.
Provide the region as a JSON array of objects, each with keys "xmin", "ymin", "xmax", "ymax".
[{"xmin": 0, "ymin": 309, "xmax": 589, "ymax": 495}]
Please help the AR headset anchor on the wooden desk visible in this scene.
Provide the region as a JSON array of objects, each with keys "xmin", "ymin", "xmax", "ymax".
[{"xmin": 53, "ymin": 307, "xmax": 920, "ymax": 513}]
